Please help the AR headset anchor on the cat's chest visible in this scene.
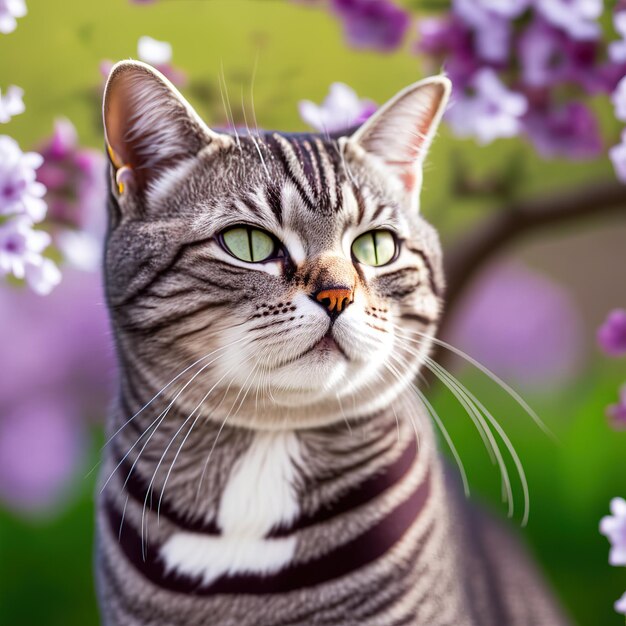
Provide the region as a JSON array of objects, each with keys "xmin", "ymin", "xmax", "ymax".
[{"xmin": 160, "ymin": 431, "xmax": 303, "ymax": 585}]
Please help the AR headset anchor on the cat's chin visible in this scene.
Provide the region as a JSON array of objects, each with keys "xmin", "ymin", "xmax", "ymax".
[{"xmin": 266, "ymin": 348, "xmax": 350, "ymax": 394}]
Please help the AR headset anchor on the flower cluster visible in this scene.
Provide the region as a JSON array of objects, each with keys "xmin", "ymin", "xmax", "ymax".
[
  {"xmin": 413, "ymin": 0, "xmax": 618, "ymax": 157},
  {"xmin": 598, "ymin": 309, "xmax": 626, "ymax": 430},
  {"xmin": 37, "ymin": 118, "xmax": 107, "ymax": 272},
  {"xmin": 0, "ymin": 135, "xmax": 60, "ymax": 294},
  {"xmin": 302, "ymin": 0, "xmax": 626, "ymax": 175},
  {"xmin": 329, "ymin": 0, "xmax": 409, "ymax": 52},
  {"xmin": 600, "ymin": 498, "xmax": 626, "ymax": 615}
]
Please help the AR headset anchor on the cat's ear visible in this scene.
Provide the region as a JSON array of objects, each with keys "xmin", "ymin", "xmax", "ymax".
[
  {"xmin": 347, "ymin": 76, "xmax": 450, "ymax": 206},
  {"xmin": 103, "ymin": 60, "xmax": 231, "ymax": 195}
]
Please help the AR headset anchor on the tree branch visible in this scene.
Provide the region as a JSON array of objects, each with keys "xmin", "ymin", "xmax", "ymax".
[{"xmin": 437, "ymin": 179, "xmax": 626, "ymax": 347}]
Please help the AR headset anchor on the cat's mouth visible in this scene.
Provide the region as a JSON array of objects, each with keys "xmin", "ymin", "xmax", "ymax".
[
  {"xmin": 313, "ymin": 331, "xmax": 350, "ymax": 359},
  {"xmin": 272, "ymin": 329, "xmax": 350, "ymax": 370}
]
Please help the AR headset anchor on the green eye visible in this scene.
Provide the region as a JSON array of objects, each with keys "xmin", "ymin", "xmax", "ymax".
[
  {"xmin": 351, "ymin": 230, "xmax": 396, "ymax": 267},
  {"xmin": 221, "ymin": 226, "xmax": 277, "ymax": 263}
]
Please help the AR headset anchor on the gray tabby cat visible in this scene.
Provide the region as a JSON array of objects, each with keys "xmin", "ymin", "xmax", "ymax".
[{"xmin": 96, "ymin": 60, "xmax": 570, "ymax": 626}]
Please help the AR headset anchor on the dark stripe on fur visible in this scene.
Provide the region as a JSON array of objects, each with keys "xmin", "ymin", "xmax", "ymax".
[{"xmin": 106, "ymin": 464, "xmax": 431, "ymax": 594}]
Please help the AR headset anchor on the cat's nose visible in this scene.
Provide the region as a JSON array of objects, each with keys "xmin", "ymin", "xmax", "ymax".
[{"xmin": 313, "ymin": 287, "xmax": 354, "ymax": 317}]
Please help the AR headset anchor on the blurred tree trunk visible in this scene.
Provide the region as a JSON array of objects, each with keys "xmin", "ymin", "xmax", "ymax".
[{"xmin": 434, "ymin": 180, "xmax": 626, "ymax": 369}]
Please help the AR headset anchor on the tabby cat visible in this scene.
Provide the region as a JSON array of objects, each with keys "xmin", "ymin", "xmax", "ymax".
[{"xmin": 96, "ymin": 60, "xmax": 569, "ymax": 625}]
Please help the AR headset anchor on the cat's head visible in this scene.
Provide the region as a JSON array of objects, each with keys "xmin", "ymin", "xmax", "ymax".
[{"xmin": 103, "ymin": 61, "xmax": 450, "ymax": 429}]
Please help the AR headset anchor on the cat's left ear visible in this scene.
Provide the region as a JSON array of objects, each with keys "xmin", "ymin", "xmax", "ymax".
[{"xmin": 347, "ymin": 76, "xmax": 451, "ymax": 208}]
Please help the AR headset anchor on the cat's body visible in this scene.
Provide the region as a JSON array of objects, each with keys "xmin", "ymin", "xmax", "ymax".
[{"xmin": 96, "ymin": 61, "xmax": 569, "ymax": 625}]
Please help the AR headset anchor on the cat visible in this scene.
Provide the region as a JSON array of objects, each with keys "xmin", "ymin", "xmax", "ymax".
[{"xmin": 96, "ymin": 60, "xmax": 570, "ymax": 626}]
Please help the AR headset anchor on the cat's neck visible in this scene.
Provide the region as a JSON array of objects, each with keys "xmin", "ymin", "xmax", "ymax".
[{"xmin": 106, "ymin": 385, "xmax": 443, "ymax": 529}]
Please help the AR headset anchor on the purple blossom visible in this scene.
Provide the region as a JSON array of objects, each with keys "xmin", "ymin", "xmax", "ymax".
[
  {"xmin": 415, "ymin": 16, "xmax": 478, "ymax": 90},
  {"xmin": 0, "ymin": 216, "xmax": 61, "ymax": 294},
  {"xmin": 523, "ymin": 102, "xmax": 602, "ymax": 160},
  {"xmin": 452, "ymin": 0, "xmax": 529, "ymax": 63},
  {"xmin": 37, "ymin": 118, "xmax": 107, "ymax": 271},
  {"xmin": 0, "ymin": 269, "xmax": 114, "ymax": 513},
  {"xmin": 612, "ymin": 76, "xmax": 626, "ymax": 121},
  {"xmin": 536, "ymin": 0, "xmax": 602, "ymax": 41},
  {"xmin": 518, "ymin": 20, "xmax": 601, "ymax": 93},
  {"xmin": 597, "ymin": 309, "xmax": 626, "ymax": 356},
  {"xmin": 606, "ymin": 385, "xmax": 626, "ymax": 430},
  {"xmin": 609, "ymin": 12, "xmax": 626, "ymax": 64},
  {"xmin": 446, "ymin": 68, "xmax": 528, "ymax": 145},
  {"xmin": 0, "ymin": 135, "xmax": 47, "ymax": 222},
  {"xmin": 0, "ymin": 85, "xmax": 24, "ymax": 123},
  {"xmin": 330, "ymin": 0, "xmax": 410, "ymax": 52},
  {"xmin": 299, "ymin": 82, "xmax": 376, "ymax": 133},
  {"xmin": 448, "ymin": 263, "xmax": 584, "ymax": 388},
  {"xmin": 600, "ymin": 497, "xmax": 626, "ymax": 566},
  {"xmin": 0, "ymin": 0, "xmax": 26, "ymax": 34}
]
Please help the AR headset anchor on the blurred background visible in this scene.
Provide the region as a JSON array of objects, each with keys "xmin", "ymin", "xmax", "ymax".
[{"xmin": 0, "ymin": 0, "xmax": 625, "ymax": 624}]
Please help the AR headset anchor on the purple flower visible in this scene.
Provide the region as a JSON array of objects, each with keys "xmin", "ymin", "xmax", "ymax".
[
  {"xmin": 446, "ymin": 68, "xmax": 528, "ymax": 145},
  {"xmin": 609, "ymin": 12, "xmax": 626, "ymax": 64},
  {"xmin": 448, "ymin": 263, "xmax": 584, "ymax": 388},
  {"xmin": 0, "ymin": 85, "xmax": 24, "ymax": 123},
  {"xmin": 616, "ymin": 592, "xmax": 626, "ymax": 615},
  {"xmin": 452, "ymin": 0, "xmax": 529, "ymax": 63},
  {"xmin": 597, "ymin": 309, "xmax": 626, "ymax": 356},
  {"xmin": 536, "ymin": 0, "xmax": 602, "ymax": 41},
  {"xmin": 0, "ymin": 269, "xmax": 115, "ymax": 513},
  {"xmin": 518, "ymin": 20, "xmax": 600, "ymax": 93},
  {"xmin": 414, "ymin": 16, "xmax": 478, "ymax": 91},
  {"xmin": 37, "ymin": 119, "xmax": 107, "ymax": 270},
  {"xmin": 0, "ymin": 216, "xmax": 61, "ymax": 294},
  {"xmin": 600, "ymin": 497, "xmax": 626, "ymax": 566},
  {"xmin": 610, "ymin": 130, "xmax": 626, "ymax": 183},
  {"xmin": 0, "ymin": 135, "xmax": 47, "ymax": 222},
  {"xmin": 299, "ymin": 82, "xmax": 376, "ymax": 133},
  {"xmin": 522, "ymin": 102, "xmax": 602, "ymax": 160},
  {"xmin": 606, "ymin": 385, "xmax": 626, "ymax": 430},
  {"xmin": 0, "ymin": 0, "xmax": 26, "ymax": 34},
  {"xmin": 330, "ymin": 0, "xmax": 410, "ymax": 52},
  {"xmin": 416, "ymin": 16, "xmax": 466, "ymax": 56}
]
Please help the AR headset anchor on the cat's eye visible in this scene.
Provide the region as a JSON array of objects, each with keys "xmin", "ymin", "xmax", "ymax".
[
  {"xmin": 351, "ymin": 230, "xmax": 397, "ymax": 267},
  {"xmin": 220, "ymin": 226, "xmax": 279, "ymax": 263}
]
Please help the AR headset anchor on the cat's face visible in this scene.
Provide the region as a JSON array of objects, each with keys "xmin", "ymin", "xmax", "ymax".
[{"xmin": 103, "ymin": 62, "xmax": 449, "ymax": 429}]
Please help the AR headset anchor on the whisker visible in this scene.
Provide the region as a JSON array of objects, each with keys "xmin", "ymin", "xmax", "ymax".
[
  {"xmin": 219, "ymin": 59, "xmax": 240, "ymax": 149},
  {"xmin": 195, "ymin": 356, "xmax": 260, "ymax": 500},
  {"xmin": 398, "ymin": 327, "xmax": 555, "ymax": 441},
  {"xmin": 420, "ymin": 354, "xmax": 513, "ymax": 516},
  {"xmin": 240, "ymin": 86, "xmax": 270, "ymax": 179},
  {"xmin": 424, "ymin": 354, "xmax": 530, "ymax": 526},
  {"xmin": 99, "ymin": 339, "xmax": 247, "ymax": 495},
  {"xmin": 382, "ymin": 360, "xmax": 469, "ymax": 497},
  {"xmin": 156, "ymin": 361, "xmax": 247, "ymax": 523}
]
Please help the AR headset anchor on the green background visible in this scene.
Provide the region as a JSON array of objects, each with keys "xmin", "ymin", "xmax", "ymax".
[{"xmin": 1, "ymin": 1, "xmax": 625, "ymax": 624}]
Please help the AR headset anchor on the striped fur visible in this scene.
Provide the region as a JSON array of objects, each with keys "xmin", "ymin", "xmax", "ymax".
[{"xmin": 97, "ymin": 62, "xmax": 569, "ymax": 625}]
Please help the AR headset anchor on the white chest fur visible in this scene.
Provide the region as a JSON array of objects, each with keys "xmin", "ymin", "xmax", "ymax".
[{"xmin": 160, "ymin": 431, "xmax": 302, "ymax": 586}]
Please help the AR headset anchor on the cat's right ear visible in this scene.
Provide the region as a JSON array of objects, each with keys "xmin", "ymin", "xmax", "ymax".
[{"xmin": 103, "ymin": 60, "xmax": 232, "ymax": 199}]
